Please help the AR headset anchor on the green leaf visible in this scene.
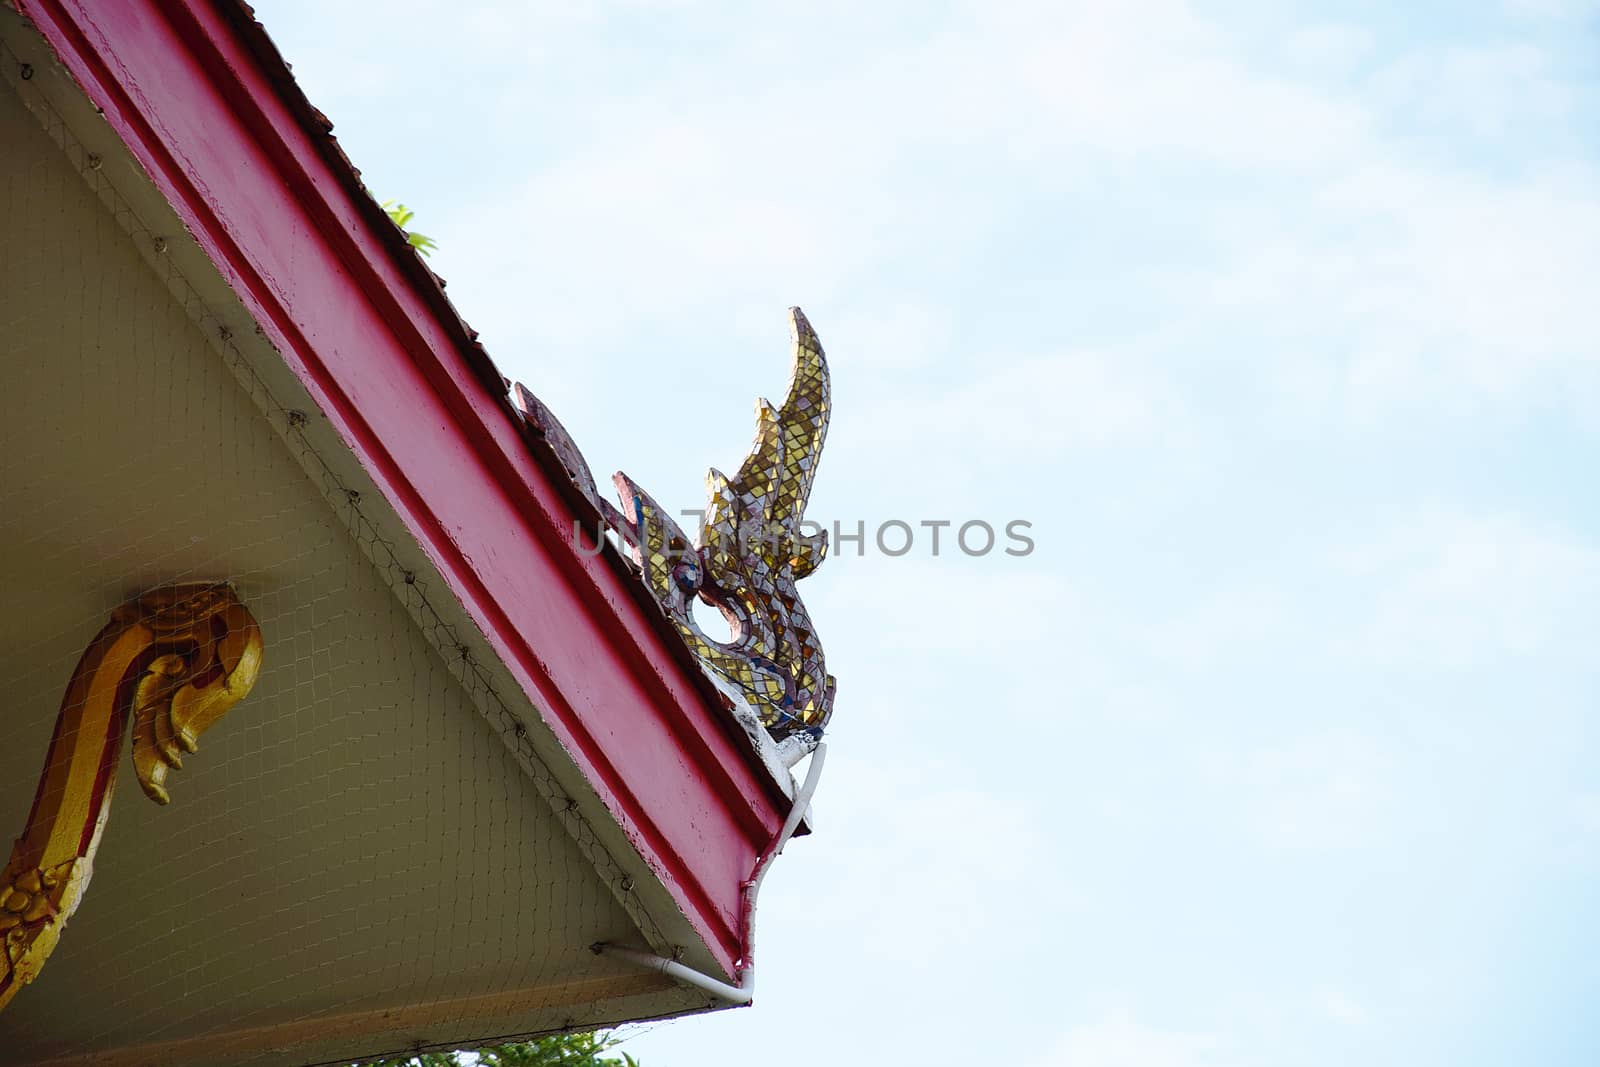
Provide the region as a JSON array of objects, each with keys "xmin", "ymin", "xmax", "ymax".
[
  {"xmin": 380, "ymin": 199, "xmax": 435, "ymax": 255},
  {"xmin": 352, "ymin": 1030, "xmax": 641, "ymax": 1067}
]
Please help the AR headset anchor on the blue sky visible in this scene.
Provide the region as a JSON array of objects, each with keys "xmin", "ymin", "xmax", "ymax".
[{"xmin": 255, "ymin": 2, "xmax": 1599, "ymax": 1063}]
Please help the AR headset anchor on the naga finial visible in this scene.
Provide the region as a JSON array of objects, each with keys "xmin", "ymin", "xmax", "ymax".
[{"xmin": 608, "ymin": 307, "xmax": 836, "ymax": 739}]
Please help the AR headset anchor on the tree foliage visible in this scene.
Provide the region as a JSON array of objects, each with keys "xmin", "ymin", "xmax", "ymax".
[{"xmin": 350, "ymin": 1030, "xmax": 640, "ymax": 1067}]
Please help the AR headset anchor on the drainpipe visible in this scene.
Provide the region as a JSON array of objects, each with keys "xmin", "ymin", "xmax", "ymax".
[{"xmin": 595, "ymin": 741, "xmax": 829, "ymax": 1004}]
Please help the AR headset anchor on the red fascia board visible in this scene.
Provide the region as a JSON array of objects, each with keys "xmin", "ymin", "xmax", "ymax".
[{"xmin": 17, "ymin": 0, "xmax": 783, "ymax": 972}]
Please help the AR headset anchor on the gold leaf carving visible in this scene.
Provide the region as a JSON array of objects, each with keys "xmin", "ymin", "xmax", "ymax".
[{"xmin": 0, "ymin": 584, "xmax": 263, "ymax": 1012}]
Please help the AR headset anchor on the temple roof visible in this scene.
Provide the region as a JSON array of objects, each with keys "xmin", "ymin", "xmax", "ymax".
[{"xmin": 0, "ymin": 1, "xmax": 828, "ymax": 1060}]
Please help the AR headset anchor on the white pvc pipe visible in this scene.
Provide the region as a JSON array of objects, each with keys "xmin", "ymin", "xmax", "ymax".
[
  {"xmin": 598, "ymin": 943, "xmax": 752, "ymax": 1004},
  {"xmin": 597, "ymin": 741, "xmax": 829, "ymax": 1005}
]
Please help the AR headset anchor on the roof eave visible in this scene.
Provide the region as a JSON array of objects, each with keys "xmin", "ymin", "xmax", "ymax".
[{"xmin": 11, "ymin": 0, "xmax": 793, "ymax": 977}]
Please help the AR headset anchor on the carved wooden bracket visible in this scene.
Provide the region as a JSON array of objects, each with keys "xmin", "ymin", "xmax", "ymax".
[{"xmin": 0, "ymin": 584, "xmax": 263, "ymax": 1012}]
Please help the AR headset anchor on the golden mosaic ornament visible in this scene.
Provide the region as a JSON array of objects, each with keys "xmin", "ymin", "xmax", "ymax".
[{"xmin": 608, "ymin": 307, "xmax": 836, "ymax": 737}]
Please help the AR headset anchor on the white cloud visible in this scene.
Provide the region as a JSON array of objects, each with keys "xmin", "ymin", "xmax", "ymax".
[
  {"xmin": 1283, "ymin": 25, "xmax": 1376, "ymax": 75},
  {"xmin": 813, "ymin": 761, "xmax": 1051, "ymax": 968},
  {"xmin": 1197, "ymin": 157, "xmax": 1600, "ymax": 418},
  {"xmin": 1320, "ymin": 988, "xmax": 1370, "ymax": 1027},
  {"xmin": 1367, "ymin": 42, "xmax": 1576, "ymax": 139},
  {"xmin": 1575, "ymin": 794, "xmax": 1600, "ymax": 834},
  {"xmin": 821, "ymin": 562, "xmax": 1068, "ymax": 662},
  {"xmin": 1503, "ymin": 0, "xmax": 1600, "ymax": 18},
  {"xmin": 845, "ymin": 350, "xmax": 1182, "ymax": 461},
  {"xmin": 410, "ymin": 0, "xmax": 1600, "ymax": 433},
  {"xmin": 1030, "ymin": 1016, "xmax": 1221, "ymax": 1067},
  {"xmin": 823, "ymin": 301, "xmax": 954, "ymax": 372},
  {"xmin": 434, "ymin": 0, "xmax": 1378, "ymax": 338},
  {"xmin": 1200, "ymin": 731, "xmax": 1396, "ymax": 851},
  {"xmin": 1150, "ymin": 583, "xmax": 1291, "ymax": 670},
  {"xmin": 1335, "ymin": 510, "xmax": 1600, "ymax": 667}
]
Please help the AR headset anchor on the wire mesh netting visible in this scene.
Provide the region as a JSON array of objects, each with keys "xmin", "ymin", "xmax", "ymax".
[{"xmin": 0, "ymin": 36, "xmax": 697, "ymax": 1067}]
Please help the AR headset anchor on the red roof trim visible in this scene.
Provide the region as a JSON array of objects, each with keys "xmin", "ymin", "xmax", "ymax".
[{"xmin": 19, "ymin": 0, "xmax": 787, "ymax": 972}]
